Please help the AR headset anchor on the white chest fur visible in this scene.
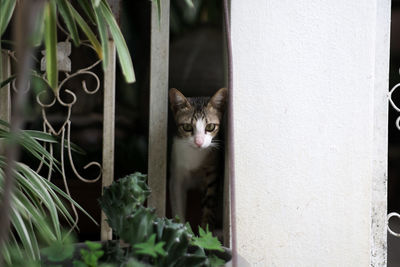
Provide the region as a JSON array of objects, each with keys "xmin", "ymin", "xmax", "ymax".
[{"xmin": 171, "ymin": 137, "xmax": 212, "ymax": 173}]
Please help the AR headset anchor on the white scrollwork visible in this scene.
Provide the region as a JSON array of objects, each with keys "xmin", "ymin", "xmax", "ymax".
[
  {"xmin": 388, "ymin": 212, "xmax": 400, "ymax": 237},
  {"xmin": 388, "ymin": 75, "xmax": 400, "ymax": 237}
]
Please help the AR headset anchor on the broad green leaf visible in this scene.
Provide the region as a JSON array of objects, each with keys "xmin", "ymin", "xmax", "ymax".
[
  {"xmin": 99, "ymin": 0, "xmax": 135, "ymax": 83},
  {"xmin": 133, "ymin": 234, "xmax": 166, "ymax": 258},
  {"xmin": 209, "ymin": 254, "xmax": 226, "ymax": 267},
  {"xmin": 0, "ymin": 0, "xmax": 16, "ymax": 36},
  {"xmin": 192, "ymin": 226, "xmax": 224, "ymax": 252},
  {"xmin": 68, "ymin": 2, "xmax": 102, "ymax": 59},
  {"xmin": 85, "ymin": 240, "xmax": 102, "ymax": 251},
  {"xmin": 92, "ymin": 2, "xmax": 109, "ymax": 70},
  {"xmin": 56, "ymin": 0, "xmax": 80, "ymax": 46},
  {"xmin": 44, "ymin": 0, "xmax": 58, "ymax": 91}
]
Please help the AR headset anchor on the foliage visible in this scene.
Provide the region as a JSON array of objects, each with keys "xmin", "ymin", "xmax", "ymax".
[
  {"xmin": 97, "ymin": 172, "xmax": 227, "ymax": 267},
  {"xmin": 73, "ymin": 241, "xmax": 105, "ymax": 267},
  {"xmin": 41, "ymin": 234, "xmax": 75, "ymax": 262},
  {"xmin": 0, "ymin": 119, "xmax": 96, "ymax": 265},
  {"xmin": 19, "ymin": 172, "xmax": 228, "ymax": 266},
  {"xmin": 99, "ymin": 172, "xmax": 151, "ymax": 235},
  {"xmin": 133, "ymin": 234, "xmax": 166, "ymax": 258},
  {"xmin": 0, "ymin": 0, "xmax": 136, "ymax": 92},
  {"xmin": 192, "ymin": 225, "xmax": 224, "ymax": 252}
]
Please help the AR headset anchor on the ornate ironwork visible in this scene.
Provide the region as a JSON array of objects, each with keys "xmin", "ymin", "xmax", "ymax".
[{"xmin": 6, "ymin": 37, "xmax": 103, "ymax": 230}]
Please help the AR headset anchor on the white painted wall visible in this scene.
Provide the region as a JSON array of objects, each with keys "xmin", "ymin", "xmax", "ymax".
[{"xmin": 231, "ymin": 1, "xmax": 390, "ymax": 266}]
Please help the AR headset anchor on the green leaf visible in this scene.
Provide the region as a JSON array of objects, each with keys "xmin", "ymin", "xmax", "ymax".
[
  {"xmin": 68, "ymin": 1, "xmax": 102, "ymax": 59},
  {"xmin": 79, "ymin": 242, "xmax": 104, "ymax": 267},
  {"xmin": 32, "ymin": 5, "xmax": 45, "ymax": 46},
  {"xmin": 93, "ymin": 0, "xmax": 101, "ymax": 7},
  {"xmin": 73, "ymin": 260, "xmax": 87, "ymax": 267},
  {"xmin": 184, "ymin": 0, "xmax": 194, "ymax": 8},
  {"xmin": 0, "ymin": 0, "xmax": 16, "ymax": 36},
  {"xmin": 192, "ymin": 226, "xmax": 224, "ymax": 252},
  {"xmin": 77, "ymin": 0, "xmax": 96, "ymax": 24},
  {"xmin": 92, "ymin": 1, "xmax": 109, "ymax": 70},
  {"xmin": 0, "ymin": 75, "xmax": 16, "ymax": 89},
  {"xmin": 85, "ymin": 240, "xmax": 102, "ymax": 251},
  {"xmin": 133, "ymin": 234, "xmax": 166, "ymax": 258},
  {"xmin": 99, "ymin": 0, "xmax": 135, "ymax": 83},
  {"xmin": 208, "ymin": 255, "xmax": 226, "ymax": 267},
  {"xmin": 41, "ymin": 239, "xmax": 74, "ymax": 262},
  {"xmin": 56, "ymin": 0, "xmax": 80, "ymax": 46},
  {"xmin": 44, "ymin": 0, "xmax": 58, "ymax": 92}
]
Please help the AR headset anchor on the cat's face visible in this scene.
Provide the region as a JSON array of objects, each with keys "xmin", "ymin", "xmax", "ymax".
[{"xmin": 169, "ymin": 88, "xmax": 227, "ymax": 149}]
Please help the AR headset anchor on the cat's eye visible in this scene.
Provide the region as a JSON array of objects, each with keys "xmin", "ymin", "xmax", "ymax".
[
  {"xmin": 205, "ymin": 123, "xmax": 216, "ymax": 132},
  {"xmin": 182, "ymin": 124, "xmax": 193, "ymax": 132}
]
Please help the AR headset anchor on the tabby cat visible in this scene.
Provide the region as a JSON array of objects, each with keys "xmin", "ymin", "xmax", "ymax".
[{"xmin": 169, "ymin": 87, "xmax": 227, "ymax": 229}]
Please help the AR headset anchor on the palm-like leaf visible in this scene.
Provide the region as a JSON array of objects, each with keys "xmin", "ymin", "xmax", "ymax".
[
  {"xmin": 98, "ymin": 0, "xmax": 135, "ymax": 83},
  {"xmin": 0, "ymin": 122, "xmax": 97, "ymax": 265}
]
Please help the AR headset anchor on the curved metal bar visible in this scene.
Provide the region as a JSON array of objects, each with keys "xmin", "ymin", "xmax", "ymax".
[
  {"xmin": 60, "ymin": 128, "xmax": 79, "ymax": 231},
  {"xmin": 36, "ymin": 90, "xmax": 57, "ymax": 108},
  {"xmin": 388, "ymin": 77, "xmax": 400, "ymax": 238},
  {"xmin": 388, "ymin": 212, "xmax": 400, "ymax": 237},
  {"xmin": 66, "ymin": 121, "xmax": 102, "ymax": 183},
  {"xmin": 56, "ymin": 89, "xmax": 77, "ymax": 106},
  {"xmin": 389, "ymin": 82, "xmax": 400, "ymax": 112}
]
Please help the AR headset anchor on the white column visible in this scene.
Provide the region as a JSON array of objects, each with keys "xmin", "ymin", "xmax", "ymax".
[{"xmin": 230, "ymin": 0, "xmax": 390, "ymax": 266}]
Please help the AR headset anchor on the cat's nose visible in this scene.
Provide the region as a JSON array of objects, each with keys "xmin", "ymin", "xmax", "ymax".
[{"xmin": 194, "ymin": 136, "xmax": 204, "ymax": 147}]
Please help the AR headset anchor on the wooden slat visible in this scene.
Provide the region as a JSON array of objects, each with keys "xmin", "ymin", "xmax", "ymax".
[
  {"xmin": 101, "ymin": 40, "xmax": 116, "ymax": 241},
  {"xmin": 0, "ymin": 51, "xmax": 11, "ymax": 154},
  {"xmin": 148, "ymin": 0, "xmax": 170, "ymax": 217}
]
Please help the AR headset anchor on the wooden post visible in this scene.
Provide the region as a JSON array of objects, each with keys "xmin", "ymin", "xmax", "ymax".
[
  {"xmin": 101, "ymin": 40, "xmax": 116, "ymax": 241},
  {"xmin": 0, "ymin": 51, "xmax": 11, "ymax": 154},
  {"xmin": 148, "ymin": 0, "xmax": 170, "ymax": 217}
]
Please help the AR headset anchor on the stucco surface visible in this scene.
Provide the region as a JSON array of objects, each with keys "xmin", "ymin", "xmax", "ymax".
[{"xmin": 231, "ymin": 1, "xmax": 389, "ymax": 266}]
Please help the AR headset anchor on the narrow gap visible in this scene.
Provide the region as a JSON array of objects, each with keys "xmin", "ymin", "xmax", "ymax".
[
  {"xmin": 388, "ymin": 1, "xmax": 400, "ymax": 265},
  {"xmin": 167, "ymin": 0, "xmax": 228, "ymax": 243}
]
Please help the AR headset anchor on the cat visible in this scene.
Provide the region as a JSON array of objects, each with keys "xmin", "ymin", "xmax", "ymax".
[{"xmin": 169, "ymin": 87, "xmax": 227, "ymax": 229}]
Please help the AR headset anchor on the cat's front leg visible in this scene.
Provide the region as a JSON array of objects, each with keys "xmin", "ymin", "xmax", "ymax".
[
  {"xmin": 169, "ymin": 169, "xmax": 188, "ymax": 222},
  {"xmin": 200, "ymin": 167, "xmax": 218, "ymax": 230}
]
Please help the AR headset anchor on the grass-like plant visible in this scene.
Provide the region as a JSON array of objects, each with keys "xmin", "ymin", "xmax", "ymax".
[
  {"xmin": 0, "ymin": 0, "xmax": 137, "ymax": 91},
  {"xmin": 0, "ymin": 120, "xmax": 96, "ymax": 265}
]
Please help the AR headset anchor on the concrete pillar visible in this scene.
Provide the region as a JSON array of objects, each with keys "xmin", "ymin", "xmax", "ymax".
[{"xmin": 231, "ymin": 1, "xmax": 390, "ymax": 265}]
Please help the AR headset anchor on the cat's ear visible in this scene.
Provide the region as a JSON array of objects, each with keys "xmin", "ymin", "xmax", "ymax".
[
  {"xmin": 208, "ymin": 88, "xmax": 228, "ymax": 111},
  {"xmin": 169, "ymin": 88, "xmax": 190, "ymax": 112}
]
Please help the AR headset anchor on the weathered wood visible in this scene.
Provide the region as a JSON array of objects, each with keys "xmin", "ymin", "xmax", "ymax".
[
  {"xmin": 101, "ymin": 40, "xmax": 116, "ymax": 241},
  {"xmin": 0, "ymin": 51, "xmax": 11, "ymax": 154},
  {"xmin": 148, "ymin": 0, "xmax": 170, "ymax": 217}
]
